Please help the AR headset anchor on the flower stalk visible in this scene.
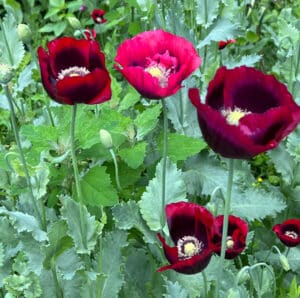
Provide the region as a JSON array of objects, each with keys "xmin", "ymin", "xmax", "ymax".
[
  {"xmin": 3, "ymin": 84, "xmax": 46, "ymax": 229},
  {"xmin": 70, "ymin": 104, "xmax": 87, "ymax": 249},
  {"xmin": 161, "ymin": 99, "xmax": 168, "ymax": 228},
  {"xmin": 216, "ymin": 158, "xmax": 235, "ymax": 296},
  {"xmin": 109, "ymin": 148, "xmax": 122, "ymax": 192}
]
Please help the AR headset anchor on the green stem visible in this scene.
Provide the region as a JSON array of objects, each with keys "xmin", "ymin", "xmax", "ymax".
[
  {"xmin": 216, "ymin": 159, "xmax": 235, "ymax": 297},
  {"xmin": 46, "ymin": 105, "xmax": 55, "ymax": 127},
  {"xmin": 202, "ymin": 270, "xmax": 208, "ymax": 297},
  {"xmin": 161, "ymin": 100, "xmax": 168, "ymax": 229},
  {"xmin": 293, "ymin": 43, "xmax": 300, "ymax": 95},
  {"xmin": 109, "ymin": 148, "xmax": 122, "ymax": 192},
  {"xmin": 51, "ymin": 262, "xmax": 63, "ymax": 298},
  {"xmin": 3, "ymin": 84, "xmax": 45, "ymax": 229},
  {"xmin": 179, "ymin": 89, "xmax": 184, "ymax": 129},
  {"xmin": 70, "ymin": 104, "xmax": 87, "ymax": 249}
]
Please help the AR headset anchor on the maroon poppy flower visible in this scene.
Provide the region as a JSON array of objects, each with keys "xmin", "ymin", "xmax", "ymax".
[
  {"xmin": 84, "ymin": 28, "xmax": 97, "ymax": 40},
  {"xmin": 272, "ymin": 219, "xmax": 300, "ymax": 247},
  {"xmin": 189, "ymin": 66, "xmax": 300, "ymax": 159},
  {"xmin": 157, "ymin": 202, "xmax": 214, "ymax": 274},
  {"xmin": 37, "ymin": 37, "xmax": 111, "ymax": 105},
  {"xmin": 114, "ymin": 29, "xmax": 201, "ymax": 99},
  {"xmin": 91, "ymin": 9, "xmax": 107, "ymax": 24},
  {"xmin": 212, "ymin": 215, "xmax": 248, "ymax": 259},
  {"xmin": 218, "ymin": 39, "xmax": 236, "ymax": 50}
]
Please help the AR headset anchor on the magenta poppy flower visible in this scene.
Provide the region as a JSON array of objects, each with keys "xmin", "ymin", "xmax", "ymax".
[
  {"xmin": 212, "ymin": 215, "xmax": 248, "ymax": 259},
  {"xmin": 218, "ymin": 39, "xmax": 236, "ymax": 50},
  {"xmin": 114, "ymin": 29, "xmax": 201, "ymax": 99},
  {"xmin": 157, "ymin": 202, "xmax": 214, "ymax": 274},
  {"xmin": 37, "ymin": 37, "xmax": 111, "ymax": 105},
  {"xmin": 91, "ymin": 9, "xmax": 107, "ymax": 24},
  {"xmin": 273, "ymin": 219, "xmax": 300, "ymax": 247},
  {"xmin": 189, "ymin": 66, "xmax": 300, "ymax": 159}
]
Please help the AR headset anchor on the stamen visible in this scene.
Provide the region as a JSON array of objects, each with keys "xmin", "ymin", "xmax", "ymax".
[
  {"xmin": 57, "ymin": 66, "xmax": 90, "ymax": 81},
  {"xmin": 144, "ymin": 63, "xmax": 171, "ymax": 88},
  {"xmin": 177, "ymin": 236, "xmax": 204, "ymax": 260},
  {"xmin": 284, "ymin": 230, "xmax": 298, "ymax": 239},
  {"xmin": 221, "ymin": 107, "xmax": 250, "ymax": 126},
  {"xmin": 226, "ymin": 236, "xmax": 234, "ymax": 249}
]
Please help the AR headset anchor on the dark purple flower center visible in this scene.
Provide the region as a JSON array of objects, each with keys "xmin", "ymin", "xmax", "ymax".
[
  {"xmin": 284, "ymin": 230, "xmax": 298, "ymax": 239},
  {"xmin": 177, "ymin": 235, "xmax": 203, "ymax": 260},
  {"xmin": 144, "ymin": 50, "xmax": 178, "ymax": 88},
  {"xmin": 57, "ymin": 66, "xmax": 90, "ymax": 81}
]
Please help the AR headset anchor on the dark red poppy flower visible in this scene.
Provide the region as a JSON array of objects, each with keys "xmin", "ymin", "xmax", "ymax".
[
  {"xmin": 114, "ymin": 29, "xmax": 201, "ymax": 99},
  {"xmin": 84, "ymin": 28, "xmax": 96, "ymax": 40},
  {"xmin": 37, "ymin": 37, "xmax": 111, "ymax": 105},
  {"xmin": 218, "ymin": 39, "xmax": 236, "ymax": 50},
  {"xmin": 91, "ymin": 9, "xmax": 107, "ymax": 24},
  {"xmin": 212, "ymin": 215, "xmax": 248, "ymax": 259},
  {"xmin": 272, "ymin": 219, "xmax": 300, "ymax": 247},
  {"xmin": 189, "ymin": 66, "xmax": 300, "ymax": 159},
  {"xmin": 157, "ymin": 202, "xmax": 214, "ymax": 274}
]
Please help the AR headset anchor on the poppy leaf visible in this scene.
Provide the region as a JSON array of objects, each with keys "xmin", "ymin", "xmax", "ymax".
[
  {"xmin": 80, "ymin": 165, "xmax": 118, "ymax": 207},
  {"xmin": 0, "ymin": 13, "xmax": 25, "ymax": 68},
  {"xmin": 119, "ymin": 142, "xmax": 147, "ymax": 169},
  {"xmin": 164, "ymin": 280, "xmax": 188, "ymax": 298},
  {"xmin": 139, "ymin": 158, "xmax": 187, "ymax": 231},
  {"xmin": 60, "ymin": 196, "xmax": 103, "ymax": 254},
  {"xmin": 98, "ymin": 230, "xmax": 128, "ymax": 298}
]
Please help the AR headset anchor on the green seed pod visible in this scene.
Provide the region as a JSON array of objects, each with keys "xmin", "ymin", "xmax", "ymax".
[
  {"xmin": 99, "ymin": 129, "xmax": 113, "ymax": 149},
  {"xmin": 0, "ymin": 64, "xmax": 14, "ymax": 85},
  {"xmin": 67, "ymin": 16, "xmax": 81, "ymax": 30},
  {"xmin": 17, "ymin": 24, "xmax": 32, "ymax": 43}
]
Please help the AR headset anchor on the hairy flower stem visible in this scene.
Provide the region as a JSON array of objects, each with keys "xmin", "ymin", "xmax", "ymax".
[
  {"xmin": 161, "ymin": 100, "xmax": 168, "ymax": 228},
  {"xmin": 216, "ymin": 159, "xmax": 234, "ymax": 297},
  {"xmin": 3, "ymin": 84, "xmax": 46, "ymax": 229},
  {"xmin": 109, "ymin": 148, "xmax": 122, "ymax": 192},
  {"xmin": 70, "ymin": 104, "xmax": 87, "ymax": 249}
]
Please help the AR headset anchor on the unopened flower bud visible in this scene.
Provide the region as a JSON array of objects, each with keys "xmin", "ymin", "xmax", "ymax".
[
  {"xmin": 0, "ymin": 64, "xmax": 14, "ymax": 84},
  {"xmin": 127, "ymin": 126, "xmax": 135, "ymax": 142},
  {"xmin": 67, "ymin": 16, "xmax": 81, "ymax": 30},
  {"xmin": 17, "ymin": 24, "xmax": 31, "ymax": 43},
  {"xmin": 99, "ymin": 129, "xmax": 113, "ymax": 149},
  {"xmin": 226, "ymin": 288, "xmax": 240, "ymax": 298},
  {"xmin": 279, "ymin": 254, "xmax": 290, "ymax": 271},
  {"xmin": 236, "ymin": 266, "xmax": 250, "ymax": 285}
]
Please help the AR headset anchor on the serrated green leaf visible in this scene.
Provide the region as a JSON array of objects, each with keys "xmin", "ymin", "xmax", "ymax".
[
  {"xmin": 165, "ymin": 81, "xmax": 201, "ymax": 138},
  {"xmin": 134, "ymin": 103, "xmax": 162, "ymax": 140},
  {"xmin": 56, "ymin": 248, "xmax": 85, "ymax": 280},
  {"xmin": 196, "ymin": 0, "xmax": 219, "ymax": 28},
  {"xmin": 224, "ymin": 54, "xmax": 261, "ymax": 69},
  {"xmin": 164, "ymin": 280, "xmax": 188, "ymax": 298},
  {"xmin": 0, "ymin": 13, "xmax": 25, "ymax": 67},
  {"xmin": 231, "ymin": 188, "xmax": 286, "ymax": 221},
  {"xmin": 43, "ymin": 220, "xmax": 73, "ymax": 269},
  {"xmin": 112, "ymin": 201, "xmax": 156, "ymax": 243},
  {"xmin": 99, "ymin": 230, "xmax": 128, "ymax": 298},
  {"xmin": 0, "ymin": 208, "xmax": 47, "ymax": 242},
  {"xmin": 60, "ymin": 196, "xmax": 102, "ymax": 254},
  {"xmin": 198, "ymin": 18, "xmax": 239, "ymax": 48},
  {"xmin": 80, "ymin": 165, "xmax": 118, "ymax": 206},
  {"xmin": 139, "ymin": 158, "xmax": 187, "ymax": 231},
  {"xmin": 30, "ymin": 162, "xmax": 50, "ymax": 200},
  {"xmin": 19, "ymin": 233, "xmax": 44, "ymax": 275},
  {"xmin": 119, "ymin": 142, "xmax": 147, "ymax": 169},
  {"xmin": 158, "ymin": 132, "xmax": 206, "ymax": 162},
  {"xmin": 250, "ymin": 264, "xmax": 275, "ymax": 297},
  {"xmin": 118, "ymin": 87, "xmax": 140, "ymax": 111}
]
